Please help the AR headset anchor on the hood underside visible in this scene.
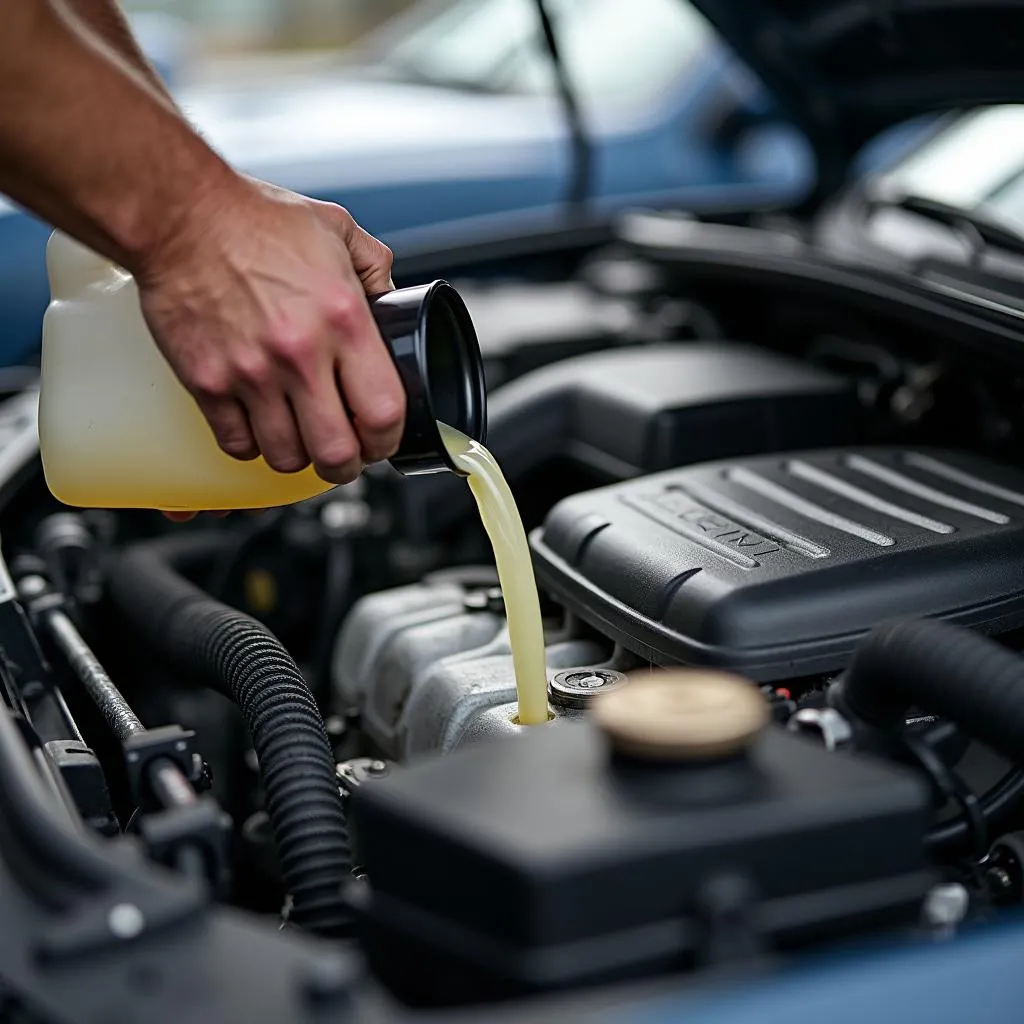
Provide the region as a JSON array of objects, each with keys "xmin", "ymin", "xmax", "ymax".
[{"xmin": 688, "ymin": 0, "xmax": 1024, "ymax": 194}]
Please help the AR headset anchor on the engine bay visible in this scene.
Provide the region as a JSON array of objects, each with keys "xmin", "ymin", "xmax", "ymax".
[{"xmin": 6, "ymin": 209, "xmax": 1024, "ymax": 1021}]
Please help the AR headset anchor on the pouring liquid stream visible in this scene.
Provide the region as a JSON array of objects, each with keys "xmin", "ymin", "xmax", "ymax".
[{"xmin": 438, "ymin": 422, "xmax": 549, "ymax": 726}]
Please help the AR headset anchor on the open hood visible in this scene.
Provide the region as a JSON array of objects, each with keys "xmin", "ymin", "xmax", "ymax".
[{"xmin": 688, "ymin": 0, "xmax": 1024, "ymax": 195}]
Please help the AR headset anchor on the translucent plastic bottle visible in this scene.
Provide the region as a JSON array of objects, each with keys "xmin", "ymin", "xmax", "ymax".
[{"xmin": 39, "ymin": 231, "xmax": 333, "ymax": 511}]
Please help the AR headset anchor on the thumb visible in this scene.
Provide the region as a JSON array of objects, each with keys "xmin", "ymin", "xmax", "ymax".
[
  {"xmin": 348, "ymin": 222, "xmax": 395, "ymax": 295},
  {"xmin": 329, "ymin": 206, "xmax": 395, "ymax": 295}
]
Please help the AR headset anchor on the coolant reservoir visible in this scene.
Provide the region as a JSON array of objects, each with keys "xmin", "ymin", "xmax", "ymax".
[{"xmin": 39, "ymin": 230, "xmax": 341, "ymax": 511}]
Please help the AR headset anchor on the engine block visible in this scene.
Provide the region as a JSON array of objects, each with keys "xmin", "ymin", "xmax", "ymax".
[{"xmin": 332, "ymin": 580, "xmax": 606, "ymax": 759}]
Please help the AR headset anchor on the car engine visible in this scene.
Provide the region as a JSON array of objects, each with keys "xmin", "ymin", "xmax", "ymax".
[{"xmin": 4, "ymin": 211, "xmax": 1024, "ymax": 1021}]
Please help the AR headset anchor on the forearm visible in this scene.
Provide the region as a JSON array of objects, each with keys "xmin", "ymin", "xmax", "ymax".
[
  {"xmin": 58, "ymin": 0, "xmax": 177, "ymax": 107},
  {"xmin": 0, "ymin": 1, "xmax": 236, "ymax": 277}
]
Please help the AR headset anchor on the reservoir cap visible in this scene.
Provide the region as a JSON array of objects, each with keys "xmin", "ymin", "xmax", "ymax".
[
  {"xmin": 370, "ymin": 281, "xmax": 487, "ymax": 477},
  {"xmin": 592, "ymin": 670, "xmax": 769, "ymax": 761}
]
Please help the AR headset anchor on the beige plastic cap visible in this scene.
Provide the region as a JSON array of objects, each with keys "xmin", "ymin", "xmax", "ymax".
[{"xmin": 591, "ymin": 670, "xmax": 769, "ymax": 761}]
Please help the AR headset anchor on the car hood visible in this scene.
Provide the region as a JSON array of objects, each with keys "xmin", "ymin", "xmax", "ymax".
[
  {"xmin": 175, "ymin": 70, "xmax": 564, "ymax": 190},
  {"xmin": 687, "ymin": 0, "xmax": 1024, "ymax": 195},
  {"xmin": 0, "ymin": 71, "xmax": 565, "ymax": 221}
]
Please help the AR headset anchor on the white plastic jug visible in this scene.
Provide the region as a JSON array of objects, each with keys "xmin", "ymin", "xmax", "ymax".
[{"xmin": 38, "ymin": 231, "xmax": 333, "ymax": 511}]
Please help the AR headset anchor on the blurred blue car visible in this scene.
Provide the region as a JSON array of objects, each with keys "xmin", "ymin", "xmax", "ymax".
[{"xmin": 0, "ymin": 0, "xmax": 915, "ymax": 366}]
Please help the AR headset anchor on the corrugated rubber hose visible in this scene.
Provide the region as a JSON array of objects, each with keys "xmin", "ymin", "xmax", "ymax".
[{"xmin": 107, "ymin": 533, "xmax": 351, "ymax": 935}]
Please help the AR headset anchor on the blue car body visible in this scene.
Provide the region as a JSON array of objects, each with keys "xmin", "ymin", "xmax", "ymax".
[{"xmin": 0, "ymin": 37, "xmax": 819, "ymax": 367}]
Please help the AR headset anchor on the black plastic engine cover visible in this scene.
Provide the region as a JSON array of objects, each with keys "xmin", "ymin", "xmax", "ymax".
[{"xmin": 531, "ymin": 447, "xmax": 1024, "ymax": 680}]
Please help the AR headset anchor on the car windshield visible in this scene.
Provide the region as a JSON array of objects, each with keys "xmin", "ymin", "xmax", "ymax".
[
  {"xmin": 874, "ymin": 106, "xmax": 1024, "ymax": 237},
  {"xmin": 367, "ymin": 0, "xmax": 713, "ymax": 109}
]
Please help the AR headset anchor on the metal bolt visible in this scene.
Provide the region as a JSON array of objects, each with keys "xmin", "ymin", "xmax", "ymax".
[
  {"xmin": 107, "ymin": 903, "xmax": 145, "ymax": 940},
  {"xmin": 549, "ymin": 669, "xmax": 628, "ymax": 710},
  {"xmin": 923, "ymin": 883, "xmax": 969, "ymax": 933},
  {"xmin": 336, "ymin": 757, "xmax": 389, "ymax": 797}
]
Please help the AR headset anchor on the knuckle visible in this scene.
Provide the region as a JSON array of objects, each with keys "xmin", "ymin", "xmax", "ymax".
[
  {"xmin": 318, "ymin": 202, "xmax": 355, "ymax": 236},
  {"xmin": 188, "ymin": 366, "xmax": 232, "ymax": 401},
  {"xmin": 330, "ymin": 204, "xmax": 354, "ymax": 227},
  {"xmin": 377, "ymin": 241, "xmax": 394, "ymax": 271},
  {"xmin": 268, "ymin": 328, "xmax": 316, "ymax": 369},
  {"xmin": 361, "ymin": 393, "xmax": 406, "ymax": 433},
  {"xmin": 325, "ymin": 292, "xmax": 364, "ymax": 334},
  {"xmin": 231, "ymin": 352, "xmax": 273, "ymax": 390}
]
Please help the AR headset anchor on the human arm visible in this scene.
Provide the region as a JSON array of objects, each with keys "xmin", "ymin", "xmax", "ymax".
[
  {"xmin": 58, "ymin": 0, "xmax": 178, "ymax": 107},
  {"xmin": 0, "ymin": 1, "xmax": 404, "ymax": 487}
]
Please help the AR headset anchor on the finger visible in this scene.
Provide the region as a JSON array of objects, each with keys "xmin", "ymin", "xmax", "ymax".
[
  {"xmin": 333, "ymin": 307, "xmax": 406, "ymax": 463},
  {"xmin": 242, "ymin": 392, "xmax": 310, "ymax": 474},
  {"xmin": 348, "ymin": 223, "xmax": 395, "ymax": 294},
  {"xmin": 194, "ymin": 395, "xmax": 259, "ymax": 461},
  {"xmin": 322, "ymin": 204, "xmax": 394, "ymax": 294},
  {"xmin": 288, "ymin": 365, "xmax": 363, "ymax": 484}
]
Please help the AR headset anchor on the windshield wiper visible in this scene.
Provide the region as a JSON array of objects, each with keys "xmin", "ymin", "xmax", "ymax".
[
  {"xmin": 866, "ymin": 190, "xmax": 1024, "ymax": 258},
  {"xmin": 533, "ymin": 0, "xmax": 591, "ymax": 208}
]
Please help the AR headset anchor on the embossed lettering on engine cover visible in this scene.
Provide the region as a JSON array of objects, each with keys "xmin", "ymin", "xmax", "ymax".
[{"xmin": 623, "ymin": 490, "xmax": 780, "ymax": 568}]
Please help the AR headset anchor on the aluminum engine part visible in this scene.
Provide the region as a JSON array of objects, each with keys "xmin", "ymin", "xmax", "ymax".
[{"xmin": 333, "ymin": 581, "xmax": 606, "ymax": 759}]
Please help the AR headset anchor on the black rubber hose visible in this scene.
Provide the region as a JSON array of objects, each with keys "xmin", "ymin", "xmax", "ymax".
[
  {"xmin": 838, "ymin": 619, "xmax": 1024, "ymax": 763},
  {"xmin": 837, "ymin": 619, "xmax": 1024, "ymax": 851},
  {"xmin": 106, "ymin": 533, "xmax": 351, "ymax": 935}
]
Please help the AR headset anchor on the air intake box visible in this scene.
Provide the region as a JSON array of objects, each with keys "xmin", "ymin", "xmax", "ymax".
[{"xmin": 531, "ymin": 447, "xmax": 1024, "ymax": 680}]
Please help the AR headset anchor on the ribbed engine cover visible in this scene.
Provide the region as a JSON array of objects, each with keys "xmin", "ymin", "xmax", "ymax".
[{"xmin": 531, "ymin": 447, "xmax": 1024, "ymax": 680}]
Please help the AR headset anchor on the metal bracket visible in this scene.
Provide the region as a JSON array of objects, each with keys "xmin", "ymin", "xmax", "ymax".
[{"xmin": 123, "ymin": 725, "xmax": 197, "ymax": 807}]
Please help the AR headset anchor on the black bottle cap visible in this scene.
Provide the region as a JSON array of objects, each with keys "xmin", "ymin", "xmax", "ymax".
[{"xmin": 369, "ymin": 280, "xmax": 486, "ymax": 476}]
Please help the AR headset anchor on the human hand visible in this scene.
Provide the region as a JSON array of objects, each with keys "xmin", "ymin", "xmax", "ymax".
[{"xmin": 135, "ymin": 175, "xmax": 405, "ymax": 493}]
